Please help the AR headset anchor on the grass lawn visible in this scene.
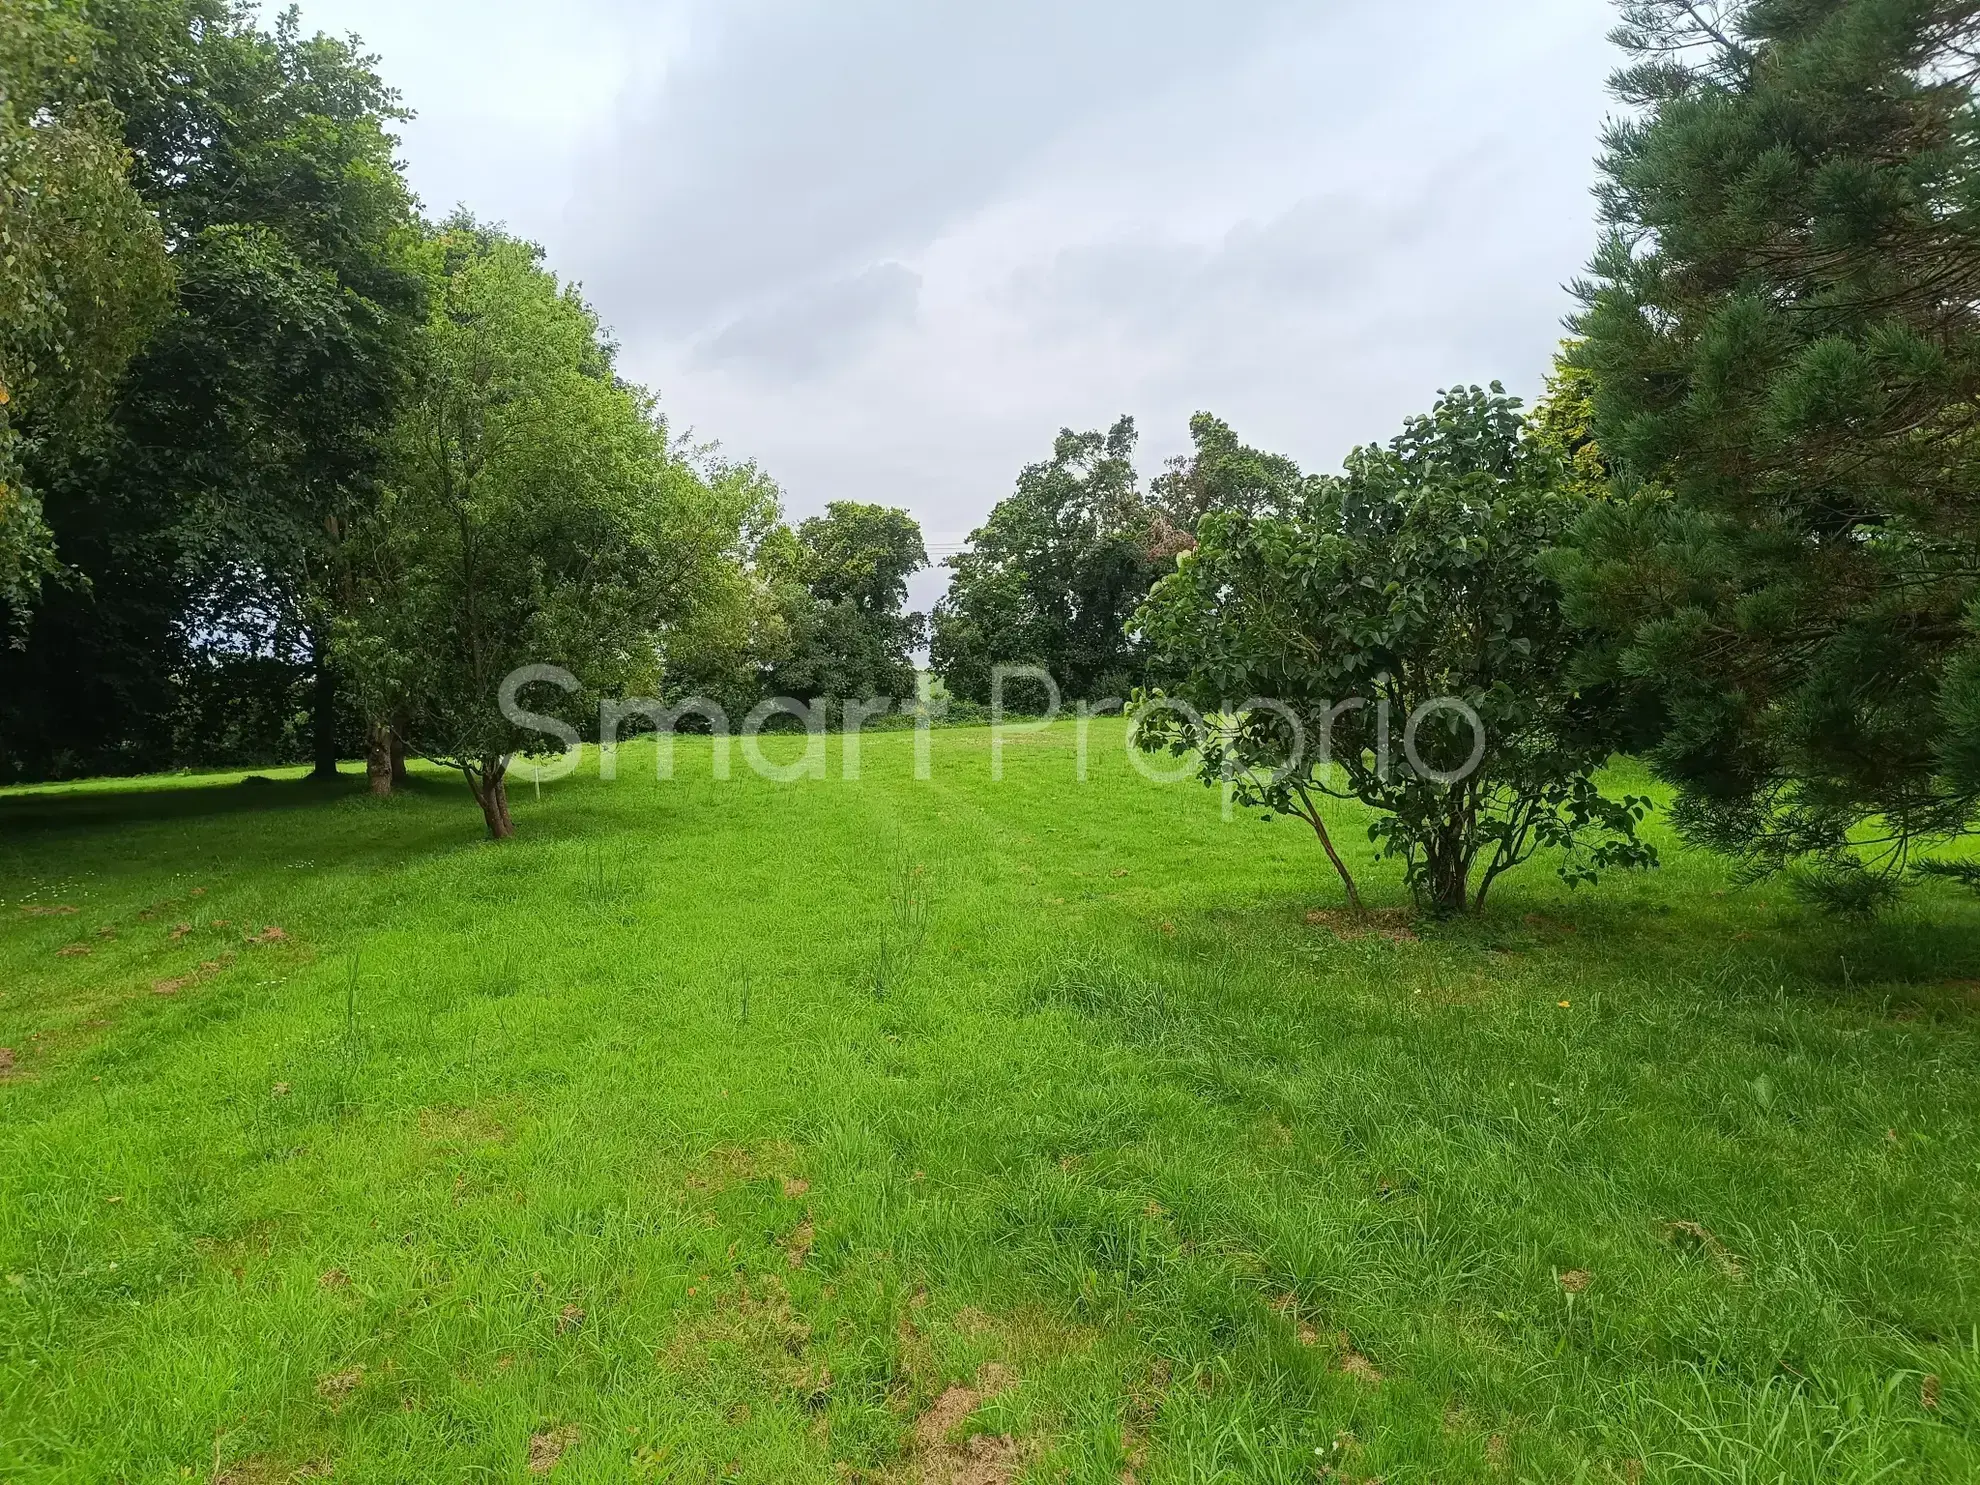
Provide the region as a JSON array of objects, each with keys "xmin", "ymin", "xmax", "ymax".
[{"xmin": 1, "ymin": 720, "xmax": 1977, "ymax": 1483}]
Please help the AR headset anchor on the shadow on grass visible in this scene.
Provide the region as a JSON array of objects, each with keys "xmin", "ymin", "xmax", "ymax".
[
  {"xmin": 1201, "ymin": 869, "xmax": 1980, "ymax": 1013},
  {"xmin": 0, "ymin": 770, "xmax": 457, "ymax": 836}
]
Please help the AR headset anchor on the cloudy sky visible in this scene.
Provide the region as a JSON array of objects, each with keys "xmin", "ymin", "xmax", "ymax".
[{"xmin": 295, "ymin": 0, "xmax": 1622, "ymax": 608}]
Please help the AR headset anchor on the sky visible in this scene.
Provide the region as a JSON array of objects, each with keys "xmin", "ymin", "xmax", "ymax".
[{"xmin": 293, "ymin": 0, "xmax": 1623, "ymax": 611}]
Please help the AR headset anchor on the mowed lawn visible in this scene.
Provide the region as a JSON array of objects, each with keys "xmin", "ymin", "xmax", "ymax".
[{"xmin": 1, "ymin": 721, "xmax": 1977, "ymax": 1484}]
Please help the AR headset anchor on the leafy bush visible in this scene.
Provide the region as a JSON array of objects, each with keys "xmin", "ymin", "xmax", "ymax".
[{"xmin": 1134, "ymin": 385, "xmax": 1655, "ymax": 915}]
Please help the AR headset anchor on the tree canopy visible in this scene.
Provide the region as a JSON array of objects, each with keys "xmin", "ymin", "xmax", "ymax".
[
  {"xmin": 0, "ymin": 0, "xmax": 423, "ymax": 781},
  {"xmin": 0, "ymin": 0, "xmax": 173, "ymax": 613},
  {"xmin": 1137, "ymin": 386, "xmax": 1655, "ymax": 915},
  {"xmin": 336, "ymin": 222, "xmax": 758, "ymax": 836},
  {"xmin": 1560, "ymin": 0, "xmax": 1980, "ymax": 882},
  {"xmin": 763, "ymin": 502, "xmax": 927, "ymax": 707},
  {"xmin": 931, "ymin": 417, "xmax": 1159, "ymax": 703}
]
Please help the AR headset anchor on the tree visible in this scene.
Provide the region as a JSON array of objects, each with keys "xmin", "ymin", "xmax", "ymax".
[
  {"xmin": 0, "ymin": 1, "xmax": 421, "ymax": 781},
  {"xmin": 1149, "ymin": 411, "xmax": 1311, "ymax": 534},
  {"xmin": 765, "ymin": 502, "xmax": 927, "ymax": 706},
  {"xmin": 336, "ymin": 223, "xmax": 746, "ymax": 838},
  {"xmin": 1561, "ymin": 0, "xmax": 1980, "ymax": 884},
  {"xmin": 932, "ymin": 417, "xmax": 1157, "ymax": 702},
  {"xmin": 1135, "ymin": 386, "xmax": 1655, "ymax": 916},
  {"xmin": 0, "ymin": 0, "xmax": 173, "ymax": 614}
]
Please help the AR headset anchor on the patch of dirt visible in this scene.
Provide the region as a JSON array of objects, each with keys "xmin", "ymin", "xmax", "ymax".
[
  {"xmin": 1120, "ymin": 1429, "xmax": 1149, "ymax": 1484},
  {"xmin": 212, "ymin": 1458, "xmax": 329, "ymax": 1485},
  {"xmin": 558, "ymin": 1304, "xmax": 586, "ymax": 1334},
  {"xmin": 246, "ymin": 925, "xmax": 287, "ymax": 945},
  {"xmin": 786, "ymin": 1219, "xmax": 814, "ymax": 1269},
  {"xmin": 953, "ymin": 1307, "xmax": 996, "ymax": 1337},
  {"xmin": 682, "ymin": 1140, "xmax": 799, "ymax": 1194},
  {"xmin": 21, "ymin": 905, "xmax": 78, "ymax": 917},
  {"xmin": 661, "ymin": 1275, "xmax": 812, "ymax": 1379},
  {"xmin": 1269, "ymin": 1292, "xmax": 1324, "ymax": 1347},
  {"xmin": 56, "ymin": 945, "xmax": 92, "ymax": 958},
  {"xmin": 528, "ymin": 1425, "xmax": 578, "ymax": 1475},
  {"xmin": 910, "ymin": 1365, "xmax": 1022, "ymax": 1485},
  {"xmin": 1124, "ymin": 1358, "xmax": 1171, "ymax": 1430},
  {"xmin": 1306, "ymin": 909, "xmax": 1418, "ymax": 944},
  {"xmin": 169, "ymin": 923, "xmax": 193, "ymax": 941},
  {"xmin": 781, "ymin": 1175, "xmax": 811, "ymax": 1198},
  {"xmin": 315, "ymin": 1365, "xmax": 364, "ymax": 1406},
  {"xmin": 0, "ymin": 1048, "xmax": 14, "ymax": 1079},
  {"xmin": 1923, "ymin": 1373, "xmax": 1942, "ymax": 1411},
  {"xmin": 1559, "ymin": 1269, "xmax": 1593, "ymax": 1295},
  {"xmin": 1660, "ymin": 1220, "xmax": 1745, "ymax": 1278},
  {"xmin": 1334, "ymin": 1337, "xmax": 1383, "ymax": 1385},
  {"xmin": 417, "ymin": 1105, "xmax": 511, "ymax": 1147},
  {"xmin": 152, "ymin": 953, "xmax": 235, "ymax": 997}
]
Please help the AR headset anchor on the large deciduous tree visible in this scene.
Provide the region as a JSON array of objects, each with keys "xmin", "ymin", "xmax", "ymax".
[
  {"xmin": 336, "ymin": 223, "xmax": 748, "ymax": 838},
  {"xmin": 1561, "ymin": 0, "xmax": 1980, "ymax": 884},
  {"xmin": 0, "ymin": 0, "xmax": 172, "ymax": 615},
  {"xmin": 0, "ymin": 1, "xmax": 421, "ymax": 781},
  {"xmin": 1137, "ymin": 386, "xmax": 1655, "ymax": 916},
  {"xmin": 932, "ymin": 417, "xmax": 1158, "ymax": 703},
  {"xmin": 764, "ymin": 502, "xmax": 927, "ymax": 707},
  {"xmin": 1149, "ymin": 411, "xmax": 1311, "ymax": 534}
]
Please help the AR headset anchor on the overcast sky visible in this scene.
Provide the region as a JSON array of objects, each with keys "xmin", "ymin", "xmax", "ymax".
[{"xmin": 294, "ymin": 0, "xmax": 1622, "ymax": 610}]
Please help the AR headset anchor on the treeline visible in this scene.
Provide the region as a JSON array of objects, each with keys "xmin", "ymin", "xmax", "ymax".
[{"xmin": 0, "ymin": 0, "xmax": 929, "ymax": 811}]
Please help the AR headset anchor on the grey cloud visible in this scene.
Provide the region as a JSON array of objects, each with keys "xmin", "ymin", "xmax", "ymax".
[
  {"xmin": 568, "ymin": 0, "xmax": 1307, "ymax": 337},
  {"xmin": 1006, "ymin": 146, "xmax": 1502, "ymax": 340},
  {"xmin": 691, "ymin": 261, "xmax": 922, "ymax": 378}
]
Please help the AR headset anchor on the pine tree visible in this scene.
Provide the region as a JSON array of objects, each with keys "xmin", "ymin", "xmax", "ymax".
[{"xmin": 1559, "ymin": 0, "xmax": 1980, "ymax": 880}]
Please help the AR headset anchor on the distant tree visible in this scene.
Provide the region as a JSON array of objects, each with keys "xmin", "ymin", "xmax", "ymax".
[
  {"xmin": 1150, "ymin": 411, "xmax": 1312, "ymax": 534},
  {"xmin": 646, "ymin": 456, "xmax": 794, "ymax": 722},
  {"xmin": 766, "ymin": 501, "xmax": 927, "ymax": 705},
  {"xmin": 0, "ymin": 0, "xmax": 172, "ymax": 614},
  {"xmin": 1560, "ymin": 0, "xmax": 1980, "ymax": 884},
  {"xmin": 336, "ymin": 225, "xmax": 744, "ymax": 837},
  {"xmin": 1136, "ymin": 386, "xmax": 1655, "ymax": 916},
  {"xmin": 932, "ymin": 417, "xmax": 1157, "ymax": 702}
]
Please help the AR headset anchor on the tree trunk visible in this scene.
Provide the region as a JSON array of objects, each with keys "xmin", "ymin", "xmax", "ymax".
[
  {"xmin": 1422, "ymin": 818, "xmax": 1473, "ymax": 916},
  {"xmin": 471, "ymin": 758, "xmax": 513, "ymax": 840},
  {"xmin": 1296, "ymin": 787, "xmax": 1362, "ymax": 913},
  {"xmin": 389, "ymin": 723, "xmax": 409, "ymax": 786},
  {"xmin": 310, "ymin": 643, "xmax": 340, "ymax": 781},
  {"xmin": 366, "ymin": 722, "xmax": 394, "ymax": 797}
]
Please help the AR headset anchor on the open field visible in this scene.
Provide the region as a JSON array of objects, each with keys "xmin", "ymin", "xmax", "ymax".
[{"xmin": 2, "ymin": 721, "xmax": 1977, "ymax": 1483}]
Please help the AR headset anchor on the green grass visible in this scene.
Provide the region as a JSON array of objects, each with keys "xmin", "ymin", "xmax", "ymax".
[{"xmin": 1, "ymin": 721, "xmax": 1977, "ymax": 1483}]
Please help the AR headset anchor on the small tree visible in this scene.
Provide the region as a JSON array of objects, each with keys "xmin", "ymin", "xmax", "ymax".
[
  {"xmin": 1133, "ymin": 385, "xmax": 1655, "ymax": 916},
  {"xmin": 337, "ymin": 221, "xmax": 739, "ymax": 837}
]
